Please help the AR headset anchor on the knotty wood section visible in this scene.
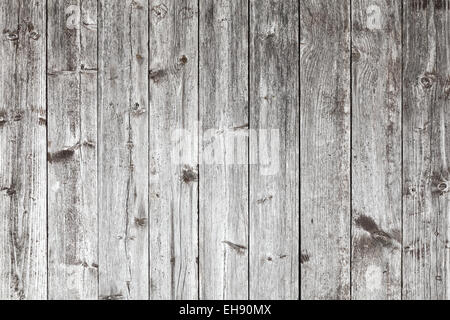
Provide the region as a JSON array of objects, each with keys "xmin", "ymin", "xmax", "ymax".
[
  {"xmin": 199, "ymin": 0, "xmax": 249, "ymax": 300},
  {"xmin": 98, "ymin": 0, "xmax": 149, "ymax": 300},
  {"xmin": 351, "ymin": 0, "xmax": 402, "ymax": 300},
  {"xmin": 47, "ymin": 0, "xmax": 98, "ymax": 300},
  {"xmin": 0, "ymin": 0, "xmax": 47, "ymax": 300},
  {"xmin": 403, "ymin": 0, "xmax": 450, "ymax": 300},
  {"xmin": 250, "ymin": 0, "xmax": 299, "ymax": 299},
  {"xmin": 300, "ymin": 0, "xmax": 351, "ymax": 300},
  {"xmin": 149, "ymin": 0, "xmax": 199, "ymax": 300}
]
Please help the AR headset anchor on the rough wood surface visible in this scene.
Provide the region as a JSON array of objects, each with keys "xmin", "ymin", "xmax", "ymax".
[
  {"xmin": 250, "ymin": 0, "xmax": 299, "ymax": 300},
  {"xmin": 0, "ymin": 0, "xmax": 47, "ymax": 300},
  {"xmin": 47, "ymin": 0, "xmax": 98, "ymax": 300},
  {"xmin": 351, "ymin": 0, "xmax": 402, "ymax": 300},
  {"xmin": 98, "ymin": 0, "xmax": 149, "ymax": 300},
  {"xmin": 402, "ymin": 0, "xmax": 450, "ymax": 300},
  {"xmin": 199, "ymin": 0, "xmax": 249, "ymax": 300},
  {"xmin": 149, "ymin": 0, "xmax": 199, "ymax": 300},
  {"xmin": 2, "ymin": 0, "xmax": 450, "ymax": 301},
  {"xmin": 300, "ymin": 0, "xmax": 351, "ymax": 300}
]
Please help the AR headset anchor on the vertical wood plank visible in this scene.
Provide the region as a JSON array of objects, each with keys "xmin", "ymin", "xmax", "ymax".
[
  {"xmin": 47, "ymin": 0, "xmax": 98, "ymax": 300},
  {"xmin": 98, "ymin": 0, "xmax": 149, "ymax": 300},
  {"xmin": 0, "ymin": 0, "xmax": 47, "ymax": 300},
  {"xmin": 300, "ymin": 0, "xmax": 351, "ymax": 300},
  {"xmin": 351, "ymin": 0, "xmax": 402, "ymax": 300},
  {"xmin": 403, "ymin": 0, "xmax": 450, "ymax": 300},
  {"xmin": 250, "ymin": 0, "xmax": 299, "ymax": 300},
  {"xmin": 149, "ymin": 0, "xmax": 199, "ymax": 300},
  {"xmin": 199, "ymin": 0, "xmax": 249, "ymax": 300}
]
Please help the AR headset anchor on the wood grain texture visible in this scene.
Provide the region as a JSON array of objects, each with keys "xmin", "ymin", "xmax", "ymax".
[
  {"xmin": 403, "ymin": 0, "xmax": 450, "ymax": 300},
  {"xmin": 47, "ymin": 0, "xmax": 98, "ymax": 300},
  {"xmin": 351, "ymin": 0, "xmax": 402, "ymax": 300},
  {"xmin": 250, "ymin": 0, "xmax": 299, "ymax": 300},
  {"xmin": 0, "ymin": 0, "xmax": 47, "ymax": 300},
  {"xmin": 149, "ymin": 0, "xmax": 199, "ymax": 300},
  {"xmin": 199, "ymin": 0, "xmax": 249, "ymax": 300},
  {"xmin": 98, "ymin": 0, "xmax": 149, "ymax": 300},
  {"xmin": 300, "ymin": 0, "xmax": 351, "ymax": 300}
]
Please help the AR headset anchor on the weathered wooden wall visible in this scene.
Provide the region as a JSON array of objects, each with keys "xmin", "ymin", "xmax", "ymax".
[{"xmin": 0, "ymin": 0, "xmax": 449, "ymax": 300}]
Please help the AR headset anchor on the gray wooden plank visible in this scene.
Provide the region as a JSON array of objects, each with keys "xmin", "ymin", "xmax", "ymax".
[
  {"xmin": 0, "ymin": 0, "xmax": 47, "ymax": 300},
  {"xmin": 47, "ymin": 0, "xmax": 98, "ymax": 300},
  {"xmin": 98, "ymin": 0, "xmax": 149, "ymax": 300},
  {"xmin": 250, "ymin": 0, "xmax": 299, "ymax": 300},
  {"xmin": 300, "ymin": 0, "xmax": 351, "ymax": 300},
  {"xmin": 199, "ymin": 0, "xmax": 249, "ymax": 300},
  {"xmin": 149, "ymin": 0, "xmax": 199, "ymax": 300},
  {"xmin": 403, "ymin": 0, "xmax": 450, "ymax": 300},
  {"xmin": 351, "ymin": 0, "xmax": 402, "ymax": 300}
]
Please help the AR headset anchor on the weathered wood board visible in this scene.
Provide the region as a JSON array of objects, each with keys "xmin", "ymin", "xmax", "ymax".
[
  {"xmin": 199, "ymin": 0, "xmax": 249, "ymax": 300},
  {"xmin": 0, "ymin": 0, "xmax": 47, "ymax": 300},
  {"xmin": 1, "ymin": 0, "xmax": 450, "ymax": 301},
  {"xmin": 351, "ymin": 0, "xmax": 402, "ymax": 300},
  {"xmin": 149, "ymin": 0, "xmax": 199, "ymax": 300},
  {"xmin": 300, "ymin": 0, "xmax": 351, "ymax": 300},
  {"xmin": 98, "ymin": 0, "xmax": 149, "ymax": 300},
  {"xmin": 403, "ymin": 0, "xmax": 450, "ymax": 300},
  {"xmin": 250, "ymin": 0, "xmax": 299, "ymax": 300},
  {"xmin": 47, "ymin": 0, "xmax": 98, "ymax": 300}
]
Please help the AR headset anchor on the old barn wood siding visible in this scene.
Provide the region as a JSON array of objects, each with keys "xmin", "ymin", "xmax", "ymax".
[
  {"xmin": 0, "ymin": 0, "xmax": 47, "ymax": 300},
  {"xmin": 250, "ymin": 0, "xmax": 299, "ymax": 300},
  {"xmin": 351, "ymin": 0, "xmax": 402, "ymax": 300},
  {"xmin": 149, "ymin": 0, "xmax": 199, "ymax": 300},
  {"xmin": 300, "ymin": 0, "xmax": 351, "ymax": 300},
  {"xmin": 403, "ymin": 0, "xmax": 450, "ymax": 300},
  {"xmin": 2, "ymin": 0, "xmax": 450, "ymax": 301},
  {"xmin": 98, "ymin": 0, "xmax": 149, "ymax": 300},
  {"xmin": 47, "ymin": 0, "xmax": 98, "ymax": 300},
  {"xmin": 199, "ymin": 0, "xmax": 249, "ymax": 300}
]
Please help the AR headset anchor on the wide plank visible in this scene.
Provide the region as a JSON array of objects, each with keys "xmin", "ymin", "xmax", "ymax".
[
  {"xmin": 403, "ymin": 0, "xmax": 450, "ymax": 300},
  {"xmin": 149, "ymin": 0, "xmax": 199, "ymax": 300},
  {"xmin": 199, "ymin": 0, "xmax": 249, "ymax": 300},
  {"xmin": 300, "ymin": 0, "xmax": 351, "ymax": 300},
  {"xmin": 98, "ymin": 0, "xmax": 149, "ymax": 300},
  {"xmin": 47, "ymin": 0, "xmax": 98, "ymax": 300},
  {"xmin": 0, "ymin": 0, "xmax": 47, "ymax": 300},
  {"xmin": 250, "ymin": 0, "xmax": 299, "ymax": 300},
  {"xmin": 351, "ymin": 0, "xmax": 402, "ymax": 300}
]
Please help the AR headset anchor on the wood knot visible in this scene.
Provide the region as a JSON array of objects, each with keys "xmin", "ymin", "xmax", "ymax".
[
  {"xmin": 179, "ymin": 55, "xmax": 188, "ymax": 65},
  {"xmin": 352, "ymin": 47, "xmax": 361, "ymax": 62},
  {"xmin": 152, "ymin": 4, "xmax": 168, "ymax": 20},
  {"xmin": 181, "ymin": 166, "xmax": 198, "ymax": 184},
  {"xmin": 437, "ymin": 181, "xmax": 449, "ymax": 194},
  {"xmin": 420, "ymin": 74, "xmax": 435, "ymax": 89}
]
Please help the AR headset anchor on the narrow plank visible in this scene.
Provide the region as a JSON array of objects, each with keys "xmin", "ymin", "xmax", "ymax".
[
  {"xmin": 351, "ymin": 0, "xmax": 402, "ymax": 300},
  {"xmin": 47, "ymin": 0, "xmax": 98, "ymax": 300},
  {"xmin": 149, "ymin": 0, "xmax": 199, "ymax": 300},
  {"xmin": 98, "ymin": 0, "xmax": 149, "ymax": 300},
  {"xmin": 0, "ymin": 0, "xmax": 47, "ymax": 300},
  {"xmin": 199, "ymin": 0, "xmax": 249, "ymax": 300},
  {"xmin": 300, "ymin": 0, "xmax": 351, "ymax": 300},
  {"xmin": 250, "ymin": 0, "xmax": 299, "ymax": 299},
  {"xmin": 403, "ymin": 0, "xmax": 450, "ymax": 300}
]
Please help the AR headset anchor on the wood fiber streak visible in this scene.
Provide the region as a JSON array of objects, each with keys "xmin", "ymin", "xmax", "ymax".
[
  {"xmin": 300, "ymin": 0, "xmax": 351, "ymax": 300},
  {"xmin": 98, "ymin": 0, "xmax": 149, "ymax": 300},
  {"xmin": 0, "ymin": 0, "xmax": 47, "ymax": 300},
  {"xmin": 250, "ymin": 0, "xmax": 299, "ymax": 300},
  {"xmin": 351, "ymin": 0, "xmax": 402, "ymax": 300}
]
